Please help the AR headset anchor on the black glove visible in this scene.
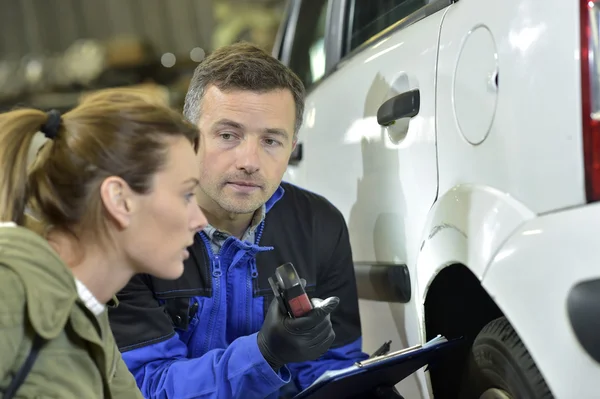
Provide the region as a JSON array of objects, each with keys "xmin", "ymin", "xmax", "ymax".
[{"xmin": 257, "ymin": 295, "xmax": 340, "ymax": 370}]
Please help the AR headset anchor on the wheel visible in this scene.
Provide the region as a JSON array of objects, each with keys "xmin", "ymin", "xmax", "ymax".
[
  {"xmin": 463, "ymin": 316, "xmax": 554, "ymax": 399},
  {"xmin": 478, "ymin": 388, "xmax": 512, "ymax": 399}
]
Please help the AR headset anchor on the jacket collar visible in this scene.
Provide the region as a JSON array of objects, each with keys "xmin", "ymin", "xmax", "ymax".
[
  {"xmin": 265, "ymin": 185, "xmax": 285, "ymax": 213},
  {"xmin": 0, "ymin": 225, "xmax": 78, "ymax": 339}
]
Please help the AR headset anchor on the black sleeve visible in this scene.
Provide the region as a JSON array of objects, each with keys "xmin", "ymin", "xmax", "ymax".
[
  {"xmin": 108, "ymin": 274, "xmax": 175, "ymax": 352},
  {"xmin": 313, "ymin": 201, "xmax": 363, "ymax": 348}
]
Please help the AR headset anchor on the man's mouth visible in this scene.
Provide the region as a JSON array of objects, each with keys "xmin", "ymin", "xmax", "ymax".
[
  {"xmin": 226, "ymin": 181, "xmax": 262, "ymax": 192},
  {"xmin": 227, "ymin": 181, "xmax": 261, "ymax": 187}
]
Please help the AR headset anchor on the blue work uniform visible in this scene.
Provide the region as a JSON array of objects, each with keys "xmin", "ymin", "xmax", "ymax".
[{"xmin": 108, "ymin": 183, "xmax": 368, "ymax": 398}]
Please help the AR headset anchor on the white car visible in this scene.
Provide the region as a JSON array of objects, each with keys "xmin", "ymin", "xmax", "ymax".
[{"xmin": 273, "ymin": 0, "xmax": 600, "ymax": 398}]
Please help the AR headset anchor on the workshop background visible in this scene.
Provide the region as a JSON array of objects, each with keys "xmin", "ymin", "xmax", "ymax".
[{"xmin": 0, "ymin": 0, "xmax": 286, "ymax": 113}]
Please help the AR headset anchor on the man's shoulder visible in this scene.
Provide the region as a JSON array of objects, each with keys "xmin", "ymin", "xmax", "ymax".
[{"xmin": 276, "ymin": 182, "xmax": 344, "ymax": 222}]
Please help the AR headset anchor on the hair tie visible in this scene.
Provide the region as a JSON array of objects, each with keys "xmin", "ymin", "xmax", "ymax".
[{"xmin": 41, "ymin": 109, "xmax": 62, "ymax": 140}]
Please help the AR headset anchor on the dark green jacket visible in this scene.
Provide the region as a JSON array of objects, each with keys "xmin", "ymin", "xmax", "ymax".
[{"xmin": 0, "ymin": 225, "xmax": 143, "ymax": 399}]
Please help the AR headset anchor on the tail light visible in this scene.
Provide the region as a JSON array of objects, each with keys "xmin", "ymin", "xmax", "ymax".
[{"xmin": 581, "ymin": 0, "xmax": 600, "ymax": 202}]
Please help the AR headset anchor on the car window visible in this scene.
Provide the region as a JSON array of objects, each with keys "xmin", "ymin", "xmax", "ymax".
[
  {"xmin": 288, "ymin": 0, "xmax": 329, "ymax": 89},
  {"xmin": 346, "ymin": 0, "xmax": 427, "ymax": 53}
]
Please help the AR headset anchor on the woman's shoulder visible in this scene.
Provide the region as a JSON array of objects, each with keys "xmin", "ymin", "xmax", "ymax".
[
  {"xmin": 0, "ymin": 266, "xmax": 26, "ymax": 326},
  {"xmin": 0, "ymin": 224, "xmax": 78, "ymax": 338},
  {"xmin": 0, "ymin": 224, "xmax": 70, "ymax": 282},
  {"xmin": 0, "ymin": 223, "xmax": 55, "ymax": 254}
]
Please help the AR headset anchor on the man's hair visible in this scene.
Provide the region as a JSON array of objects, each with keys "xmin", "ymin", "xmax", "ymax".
[{"xmin": 183, "ymin": 42, "xmax": 306, "ymax": 137}]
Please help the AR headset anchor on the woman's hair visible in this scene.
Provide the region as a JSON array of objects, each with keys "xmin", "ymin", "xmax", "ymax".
[{"xmin": 0, "ymin": 87, "xmax": 199, "ymax": 237}]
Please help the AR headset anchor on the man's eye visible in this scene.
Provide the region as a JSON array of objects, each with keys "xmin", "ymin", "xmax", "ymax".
[
  {"xmin": 220, "ymin": 133, "xmax": 233, "ymax": 140},
  {"xmin": 264, "ymin": 138, "xmax": 281, "ymax": 146}
]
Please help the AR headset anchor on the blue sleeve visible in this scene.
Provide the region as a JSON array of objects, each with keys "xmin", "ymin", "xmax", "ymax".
[
  {"xmin": 287, "ymin": 337, "xmax": 369, "ymax": 391},
  {"xmin": 122, "ymin": 332, "xmax": 291, "ymax": 399}
]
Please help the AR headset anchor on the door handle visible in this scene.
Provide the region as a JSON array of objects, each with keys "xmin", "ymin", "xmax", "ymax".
[{"xmin": 377, "ymin": 89, "xmax": 420, "ymax": 127}]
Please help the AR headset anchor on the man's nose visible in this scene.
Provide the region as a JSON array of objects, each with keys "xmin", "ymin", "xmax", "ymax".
[
  {"xmin": 191, "ymin": 204, "xmax": 208, "ymax": 234},
  {"xmin": 235, "ymin": 137, "xmax": 260, "ymax": 174}
]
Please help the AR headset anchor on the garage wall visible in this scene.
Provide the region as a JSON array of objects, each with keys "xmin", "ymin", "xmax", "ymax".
[{"xmin": 0, "ymin": 0, "xmax": 215, "ymax": 58}]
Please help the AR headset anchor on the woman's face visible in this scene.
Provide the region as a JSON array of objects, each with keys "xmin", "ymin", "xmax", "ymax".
[{"xmin": 124, "ymin": 136, "xmax": 207, "ymax": 280}]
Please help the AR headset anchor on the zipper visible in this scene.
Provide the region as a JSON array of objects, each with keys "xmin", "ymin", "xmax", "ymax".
[
  {"xmin": 109, "ymin": 344, "xmax": 119, "ymax": 382},
  {"xmin": 246, "ymin": 222, "xmax": 265, "ymax": 333},
  {"xmin": 212, "ymin": 255, "xmax": 223, "ymax": 278},
  {"xmin": 189, "ymin": 301, "xmax": 199, "ymax": 319},
  {"xmin": 200, "ymin": 233, "xmax": 222, "ymax": 354},
  {"xmin": 255, "ymin": 220, "xmax": 266, "ymax": 244},
  {"xmin": 252, "ymin": 222, "xmax": 266, "ymax": 280},
  {"xmin": 250, "ymin": 262, "xmax": 258, "ymax": 278},
  {"xmin": 246, "ymin": 259, "xmax": 257, "ymax": 335}
]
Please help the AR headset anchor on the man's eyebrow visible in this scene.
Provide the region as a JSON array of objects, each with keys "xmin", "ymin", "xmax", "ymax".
[
  {"xmin": 213, "ymin": 119, "xmax": 289, "ymax": 139},
  {"xmin": 213, "ymin": 119, "xmax": 244, "ymax": 130},
  {"xmin": 264, "ymin": 128, "xmax": 290, "ymax": 139}
]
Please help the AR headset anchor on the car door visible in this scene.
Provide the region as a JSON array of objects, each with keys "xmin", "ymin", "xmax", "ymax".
[
  {"xmin": 281, "ymin": 0, "xmax": 451, "ymax": 262},
  {"xmin": 278, "ymin": 1, "xmax": 451, "ymax": 396}
]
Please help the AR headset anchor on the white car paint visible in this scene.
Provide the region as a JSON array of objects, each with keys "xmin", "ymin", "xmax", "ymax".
[
  {"xmin": 483, "ymin": 203, "xmax": 600, "ymax": 399},
  {"xmin": 415, "ymin": 184, "xmax": 536, "ymax": 286},
  {"xmin": 412, "ymin": 183, "xmax": 536, "ymax": 394},
  {"xmin": 284, "ymin": 9, "xmax": 446, "ymax": 393},
  {"xmin": 436, "ymin": 0, "xmax": 585, "ymax": 213},
  {"xmin": 279, "ymin": 0, "xmax": 597, "ymax": 397}
]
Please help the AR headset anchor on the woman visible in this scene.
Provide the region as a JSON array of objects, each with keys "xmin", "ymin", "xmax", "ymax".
[{"xmin": 0, "ymin": 88, "xmax": 207, "ymax": 398}]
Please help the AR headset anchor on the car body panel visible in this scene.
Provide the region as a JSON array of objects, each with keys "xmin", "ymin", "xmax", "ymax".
[{"xmin": 276, "ymin": 0, "xmax": 594, "ymax": 397}]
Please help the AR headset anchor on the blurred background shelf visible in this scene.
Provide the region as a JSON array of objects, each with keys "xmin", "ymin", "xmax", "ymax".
[{"xmin": 0, "ymin": 0, "xmax": 287, "ymax": 112}]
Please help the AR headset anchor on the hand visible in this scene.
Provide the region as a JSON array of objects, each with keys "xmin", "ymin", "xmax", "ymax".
[{"xmin": 257, "ymin": 294, "xmax": 339, "ymax": 370}]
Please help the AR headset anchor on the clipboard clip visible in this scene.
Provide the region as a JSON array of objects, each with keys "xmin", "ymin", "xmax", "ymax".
[
  {"xmin": 356, "ymin": 343, "xmax": 423, "ymax": 368},
  {"xmin": 356, "ymin": 335, "xmax": 450, "ymax": 368}
]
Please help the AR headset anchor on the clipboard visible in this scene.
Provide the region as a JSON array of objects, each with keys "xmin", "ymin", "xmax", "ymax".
[{"xmin": 292, "ymin": 335, "xmax": 459, "ymax": 399}]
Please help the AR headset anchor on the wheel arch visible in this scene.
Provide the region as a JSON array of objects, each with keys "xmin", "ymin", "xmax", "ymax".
[
  {"xmin": 414, "ymin": 184, "xmax": 535, "ymax": 397},
  {"xmin": 423, "ymin": 263, "xmax": 503, "ymax": 398}
]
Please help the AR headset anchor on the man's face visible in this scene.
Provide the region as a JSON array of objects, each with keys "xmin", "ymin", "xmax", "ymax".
[{"xmin": 195, "ymin": 85, "xmax": 296, "ymax": 215}]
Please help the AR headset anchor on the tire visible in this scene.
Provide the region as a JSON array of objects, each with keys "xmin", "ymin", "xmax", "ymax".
[{"xmin": 462, "ymin": 316, "xmax": 554, "ymax": 399}]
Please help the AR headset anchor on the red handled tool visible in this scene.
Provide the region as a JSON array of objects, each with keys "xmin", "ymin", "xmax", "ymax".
[{"xmin": 268, "ymin": 262, "xmax": 313, "ymax": 318}]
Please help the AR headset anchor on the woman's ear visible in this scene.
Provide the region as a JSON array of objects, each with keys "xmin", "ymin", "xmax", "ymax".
[{"xmin": 99, "ymin": 176, "xmax": 136, "ymax": 229}]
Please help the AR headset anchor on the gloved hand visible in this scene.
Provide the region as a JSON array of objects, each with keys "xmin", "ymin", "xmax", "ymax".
[{"xmin": 257, "ymin": 294, "xmax": 340, "ymax": 370}]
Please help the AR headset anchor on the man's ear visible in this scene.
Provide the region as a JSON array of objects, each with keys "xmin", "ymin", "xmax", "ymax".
[{"xmin": 99, "ymin": 176, "xmax": 136, "ymax": 229}]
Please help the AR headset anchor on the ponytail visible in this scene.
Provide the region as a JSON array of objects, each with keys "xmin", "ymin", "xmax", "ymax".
[
  {"xmin": 0, "ymin": 109, "xmax": 49, "ymax": 225},
  {"xmin": 0, "ymin": 88, "xmax": 199, "ymax": 238}
]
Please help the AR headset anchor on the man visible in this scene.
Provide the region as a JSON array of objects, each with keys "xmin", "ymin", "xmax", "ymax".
[{"xmin": 108, "ymin": 42, "xmax": 368, "ymax": 399}]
